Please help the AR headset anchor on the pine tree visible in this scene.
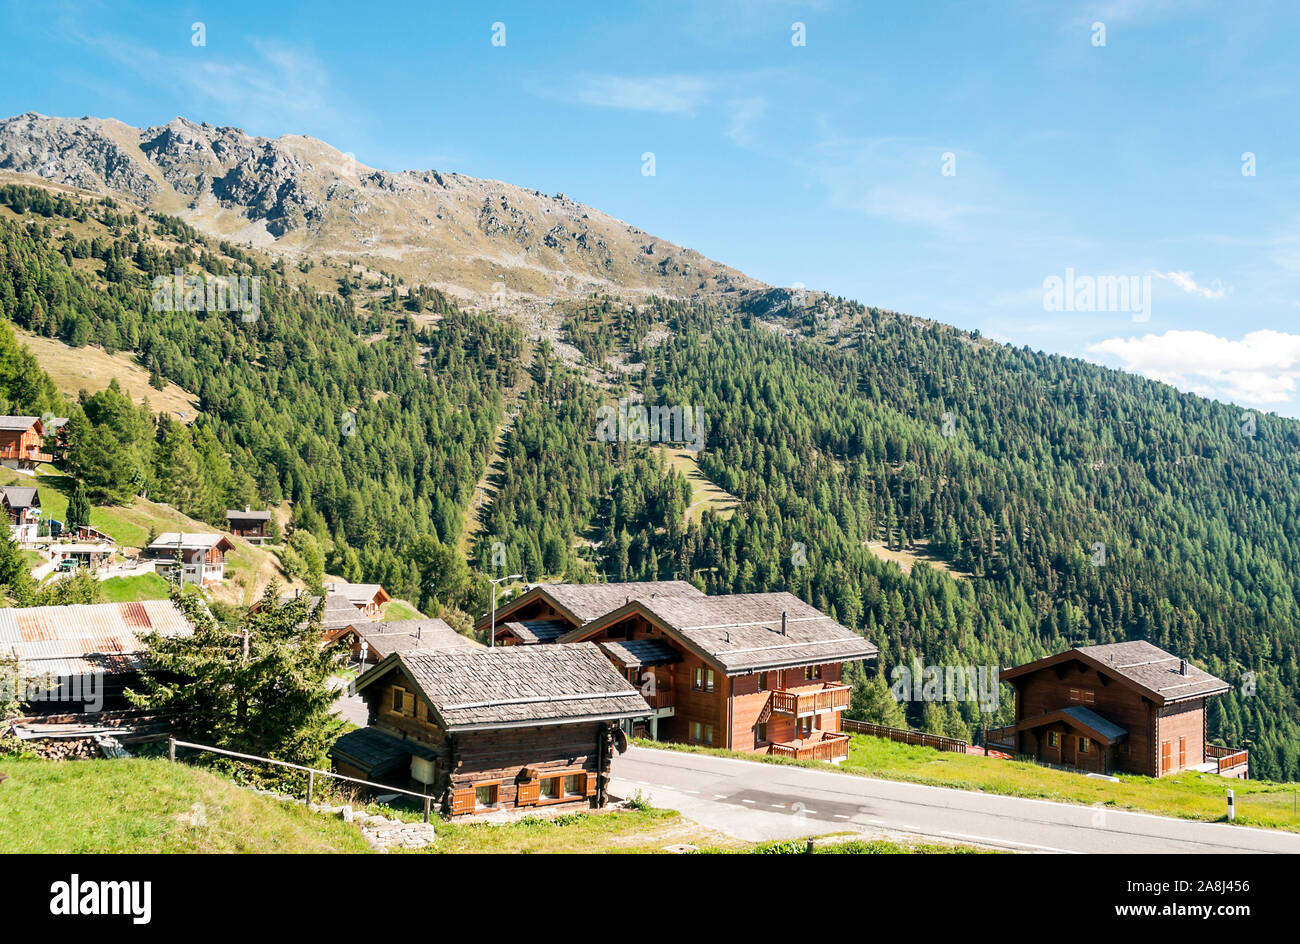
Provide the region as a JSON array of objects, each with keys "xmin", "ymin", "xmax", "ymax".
[
  {"xmin": 66, "ymin": 480, "xmax": 91, "ymax": 532},
  {"xmin": 128, "ymin": 583, "xmax": 343, "ymax": 766}
]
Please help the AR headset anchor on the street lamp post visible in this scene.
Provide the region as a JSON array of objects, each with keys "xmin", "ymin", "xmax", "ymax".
[{"xmin": 489, "ymin": 573, "xmax": 524, "ymax": 647}]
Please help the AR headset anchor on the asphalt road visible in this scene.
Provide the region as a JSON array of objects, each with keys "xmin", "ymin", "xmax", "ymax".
[{"xmin": 610, "ymin": 746, "xmax": 1300, "ymax": 854}]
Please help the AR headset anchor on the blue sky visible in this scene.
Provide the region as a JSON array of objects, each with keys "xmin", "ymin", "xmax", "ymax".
[{"xmin": 4, "ymin": 0, "xmax": 1300, "ymax": 416}]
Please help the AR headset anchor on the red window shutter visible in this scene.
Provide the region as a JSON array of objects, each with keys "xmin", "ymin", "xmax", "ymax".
[
  {"xmin": 516, "ymin": 781, "xmax": 539, "ymax": 806},
  {"xmin": 451, "ymin": 787, "xmax": 475, "ymax": 815}
]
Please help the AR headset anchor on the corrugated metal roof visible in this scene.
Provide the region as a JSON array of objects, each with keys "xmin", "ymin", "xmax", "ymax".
[{"xmin": 0, "ymin": 600, "xmax": 194, "ymax": 678}]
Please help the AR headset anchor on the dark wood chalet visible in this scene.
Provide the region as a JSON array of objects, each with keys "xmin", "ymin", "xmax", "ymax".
[
  {"xmin": 225, "ymin": 506, "xmax": 272, "ymax": 543},
  {"xmin": 1, "ymin": 485, "xmax": 41, "ymax": 543},
  {"xmin": 994, "ymin": 641, "xmax": 1246, "ymax": 778},
  {"xmin": 559, "ymin": 591, "xmax": 878, "ymax": 764},
  {"xmin": 477, "ymin": 580, "xmax": 704, "ymax": 645},
  {"xmin": 329, "ymin": 643, "xmax": 650, "ymax": 815}
]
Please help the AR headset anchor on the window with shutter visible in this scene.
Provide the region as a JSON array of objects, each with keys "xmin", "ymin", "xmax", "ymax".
[
  {"xmin": 451, "ymin": 787, "xmax": 475, "ymax": 815},
  {"xmin": 516, "ymin": 780, "xmax": 539, "ymax": 806}
]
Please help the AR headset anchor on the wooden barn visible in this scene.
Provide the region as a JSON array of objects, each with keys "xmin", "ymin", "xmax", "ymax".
[
  {"xmin": 330, "ymin": 643, "xmax": 649, "ymax": 815},
  {"xmin": 560, "ymin": 591, "xmax": 877, "ymax": 763},
  {"xmin": 476, "ymin": 580, "xmax": 704, "ymax": 645},
  {"xmin": 995, "ymin": 641, "xmax": 1246, "ymax": 778},
  {"xmin": 225, "ymin": 506, "xmax": 272, "ymax": 543}
]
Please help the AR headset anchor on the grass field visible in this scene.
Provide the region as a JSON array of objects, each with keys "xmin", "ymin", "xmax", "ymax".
[
  {"xmin": 658, "ymin": 445, "xmax": 739, "ymax": 524},
  {"xmin": 382, "ymin": 599, "xmax": 425, "ymax": 621},
  {"xmin": 0, "ymin": 756, "xmax": 983, "ymax": 854},
  {"xmin": 0, "ymin": 757, "xmax": 372, "ymax": 853},
  {"xmin": 16, "ymin": 328, "xmax": 200, "ymax": 422},
  {"xmin": 99, "ymin": 572, "xmax": 172, "ymax": 602},
  {"xmin": 638, "ymin": 734, "xmax": 1300, "ymax": 832}
]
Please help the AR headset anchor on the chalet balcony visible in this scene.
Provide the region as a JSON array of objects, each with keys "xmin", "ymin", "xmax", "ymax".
[
  {"xmin": 769, "ymin": 732, "xmax": 851, "ymax": 763},
  {"xmin": 0, "ymin": 446, "xmax": 53, "ymax": 463},
  {"xmin": 1205, "ymin": 744, "xmax": 1249, "ymax": 778},
  {"xmin": 769, "ymin": 683, "xmax": 851, "ymax": 718},
  {"xmin": 644, "ymin": 688, "xmax": 675, "ymax": 713}
]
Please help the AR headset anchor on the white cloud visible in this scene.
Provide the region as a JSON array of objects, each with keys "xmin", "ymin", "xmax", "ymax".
[
  {"xmin": 1151, "ymin": 269, "xmax": 1228, "ymax": 300},
  {"xmin": 1088, "ymin": 329, "xmax": 1300, "ymax": 405},
  {"xmin": 567, "ymin": 74, "xmax": 717, "ymax": 114}
]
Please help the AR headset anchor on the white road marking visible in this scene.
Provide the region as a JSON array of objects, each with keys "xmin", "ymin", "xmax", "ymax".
[{"xmin": 940, "ymin": 830, "xmax": 1079, "ymax": 855}]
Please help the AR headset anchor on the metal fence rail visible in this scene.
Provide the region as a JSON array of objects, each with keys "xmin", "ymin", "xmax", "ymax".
[{"xmin": 168, "ymin": 737, "xmax": 438, "ymax": 823}]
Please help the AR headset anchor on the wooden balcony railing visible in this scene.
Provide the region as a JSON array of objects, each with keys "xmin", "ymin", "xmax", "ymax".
[
  {"xmin": 842, "ymin": 719, "xmax": 970, "ymax": 753},
  {"xmin": 1206, "ymin": 744, "xmax": 1249, "ymax": 775},
  {"xmin": 0, "ymin": 447, "xmax": 52, "ymax": 463},
  {"xmin": 644, "ymin": 689, "xmax": 674, "ymax": 710},
  {"xmin": 769, "ymin": 683, "xmax": 851, "ymax": 717},
  {"xmin": 769, "ymin": 732, "xmax": 850, "ymax": 762}
]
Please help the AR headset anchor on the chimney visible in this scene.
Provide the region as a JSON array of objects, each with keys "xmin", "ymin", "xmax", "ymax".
[
  {"xmin": 781, "ymin": 611, "xmax": 788, "ymax": 635},
  {"xmin": 1180, "ymin": 658, "xmax": 1188, "ymax": 676},
  {"xmin": 245, "ymin": 504, "xmax": 250, "ymax": 513}
]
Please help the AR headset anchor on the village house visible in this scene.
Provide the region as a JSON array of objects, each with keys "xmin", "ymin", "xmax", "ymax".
[
  {"xmin": 558, "ymin": 591, "xmax": 878, "ymax": 763},
  {"xmin": 477, "ymin": 580, "xmax": 705, "ymax": 645},
  {"xmin": 1, "ymin": 485, "xmax": 41, "ymax": 543},
  {"xmin": 144, "ymin": 532, "xmax": 235, "ymax": 586},
  {"xmin": 333, "ymin": 618, "xmax": 480, "ymax": 664},
  {"xmin": 329, "ymin": 643, "xmax": 649, "ymax": 815},
  {"xmin": 0, "ymin": 416, "xmax": 52, "ymax": 471},
  {"xmin": 326, "ymin": 581, "xmax": 391, "ymax": 621},
  {"xmin": 0, "ymin": 600, "xmax": 194, "ymax": 713},
  {"xmin": 992, "ymin": 641, "xmax": 1247, "ymax": 778},
  {"xmin": 51, "ymin": 541, "xmax": 115, "ymax": 573},
  {"xmin": 225, "ymin": 506, "xmax": 272, "ymax": 544}
]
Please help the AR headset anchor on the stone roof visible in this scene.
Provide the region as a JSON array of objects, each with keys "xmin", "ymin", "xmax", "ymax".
[
  {"xmin": 329, "ymin": 726, "xmax": 437, "ymax": 777},
  {"xmin": 565, "ymin": 591, "xmax": 878, "ymax": 675},
  {"xmin": 500, "ymin": 618, "xmax": 570, "ymax": 645},
  {"xmin": 599, "ymin": 638, "xmax": 682, "ymax": 668},
  {"xmin": 358, "ymin": 642, "xmax": 650, "ymax": 731},
  {"xmin": 1003, "ymin": 640, "xmax": 1230, "ymax": 705},
  {"xmin": 1017, "ymin": 705, "xmax": 1128, "ymax": 744},
  {"xmin": 350, "ymin": 619, "xmax": 479, "ymax": 654},
  {"xmin": 0, "ymin": 416, "xmax": 40, "ymax": 431},
  {"xmin": 148, "ymin": 532, "xmax": 234, "ymax": 552},
  {"xmin": 225, "ymin": 508, "xmax": 271, "ymax": 521}
]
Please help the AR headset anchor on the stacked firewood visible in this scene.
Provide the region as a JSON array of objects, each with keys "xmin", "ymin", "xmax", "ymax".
[{"xmin": 31, "ymin": 738, "xmax": 100, "ymax": 761}]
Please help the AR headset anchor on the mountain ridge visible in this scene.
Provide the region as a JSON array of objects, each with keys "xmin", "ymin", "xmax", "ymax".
[{"xmin": 0, "ymin": 112, "xmax": 763, "ymax": 306}]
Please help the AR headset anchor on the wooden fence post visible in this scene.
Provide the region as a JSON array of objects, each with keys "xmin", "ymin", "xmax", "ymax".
[
  {"xmin": 306, "ymin": 770, "xmax": 314, "ymax": 807},
  {"xmin": 168, "ymin": 737, "xmax": 175, "ymax": 762},
  {"xmin": 423, "ymin": 795, "xmax": 431, "ymax": 824}
]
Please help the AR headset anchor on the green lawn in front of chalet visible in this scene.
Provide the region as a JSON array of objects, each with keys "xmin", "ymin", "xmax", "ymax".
[
  {"xmin": 0, "ymin": 756, "xmax": 373, "ymax": 853},
  {"xmin": 637, "ymin": 734, "xmax": 1300, "ymax": 832}
]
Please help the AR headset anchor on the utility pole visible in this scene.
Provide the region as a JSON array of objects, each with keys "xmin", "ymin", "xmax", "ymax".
[{"xmin": 488, "ymin": 573, "xmax": 523, "ymax": 647}]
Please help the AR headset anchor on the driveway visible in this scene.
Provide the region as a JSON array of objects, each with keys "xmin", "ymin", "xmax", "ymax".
[{"xmin": 611, "ymin": 746, "xmax": 1300, "ymax": 854}]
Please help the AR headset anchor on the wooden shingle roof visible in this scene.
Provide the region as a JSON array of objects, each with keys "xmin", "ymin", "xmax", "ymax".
[
  {"xmin": 355, "ymin": 643, "xmax": 650, "ymax": 731},
  {"xmin": 1001, "ymin": 640, "xmax": 1230, "ymax": 705},
  {"xmin": 564, "ymin": 591, "xmax": 878, "ymax": 675}
]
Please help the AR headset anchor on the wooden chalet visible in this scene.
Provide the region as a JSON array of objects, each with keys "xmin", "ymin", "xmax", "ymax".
[
  {"xmin": 326, "ymin": 582, "xmax": 391, "ymax": 620},
  {"xmin": 559, "ymin": 591, "xmax": 878, "ymax": 763},
  {"xmin": 330, "ymin": 643, "xmax": 649, "ymax": 815},
  {"xmin": 225, "ymin": 506, "xmax": 272, "ymax": 544},
  {"xmin": 993, "ymin": 641, "xmax": 1246, "ymax": 778},
  {"xmin": 1, "ymin": 485, "xmax": 41, "ymax": 543},
  {"xmin": 476, "ymin": 580, "xmax": 705, "ymax": 645},
  {"xmin": 144, "ymin": 532, "xmax": 235, "ymax": 586},
  {"xmin": 334, "ymin": 618, "xmax": 481, "ymax": 664},
  {"xmin": 0, "ymin": 416, "xmax": 52, "ymax": 470}
]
